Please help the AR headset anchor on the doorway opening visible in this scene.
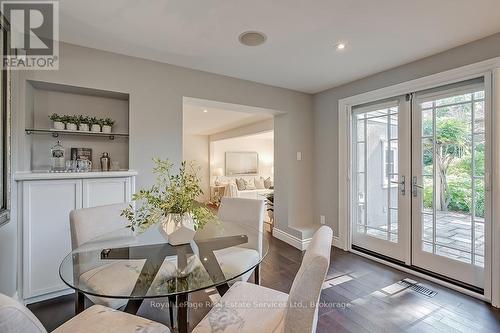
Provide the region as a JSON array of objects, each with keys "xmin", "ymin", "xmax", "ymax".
[{"xmin": 182, "ymin": 97, "xmax": 276, "ymax": 232}]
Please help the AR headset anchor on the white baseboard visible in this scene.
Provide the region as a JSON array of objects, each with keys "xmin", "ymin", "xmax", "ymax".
[
  {"xmin": 272, "ymin": 228, "xmax": 311, "ymax": 251},
  {"xmin": 11, "ymin": 291, "xmax": 21, "ymax": 303},
  {"xmin": 272, "ymin": 228, "xmax": 344, "ymax": 251},
  {"xmin": 332, "ymin": 235, "xmax": 343, "ymax": 249},
  {"xmin": 23, "ymin": 288, "xmax": 74, "ymax": 305}
]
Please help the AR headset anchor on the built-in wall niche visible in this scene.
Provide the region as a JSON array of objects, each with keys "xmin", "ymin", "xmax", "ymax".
[{"xmin": 24, "ymin": 80, "xmax": 130, "ymax": 171}]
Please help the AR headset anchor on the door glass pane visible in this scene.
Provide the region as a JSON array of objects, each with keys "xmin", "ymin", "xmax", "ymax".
[
  {"xmin": 366, "ymin": 115, "xmax": 389, "ymax": 241},
  {"xmin": 353, "ymin": 103, "xmax": 399, "ymax": 243},
  {"xmin": 422, "ymin": 110, "xmax": 433, "ymax": 136},
  {"xmin": 418, "ymin": 86, "xmax": 485, "ymax": 266}
]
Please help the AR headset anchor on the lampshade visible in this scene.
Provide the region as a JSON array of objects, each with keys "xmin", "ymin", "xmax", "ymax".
[{"xmin": 213, "ymin": 168, "xmax": 223, "ymax": 177}]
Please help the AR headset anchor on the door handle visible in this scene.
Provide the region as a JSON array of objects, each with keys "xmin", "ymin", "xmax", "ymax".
[
  {"xmin": 390, "ymin": 175, "xmax": 406, "ymax": 196},
  {"xmin": 412, "ymin": 176, "xmax": 424, "ymax": 197}
]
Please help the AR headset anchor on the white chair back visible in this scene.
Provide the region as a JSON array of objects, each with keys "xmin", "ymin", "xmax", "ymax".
[
  {"xmin": 69, "ymin": 203, "xmax": 130, "ymax": 250},
  {"xmin": 284, "ymin": 226, "xmax": 332, "ymax": 333},
  {"xmin": 217, "ymin": 197, "xmax": 265, "ymax": 232},
  {"xmin": 0, "ymin": 293, "xmax": 47, "ymax": 333}
]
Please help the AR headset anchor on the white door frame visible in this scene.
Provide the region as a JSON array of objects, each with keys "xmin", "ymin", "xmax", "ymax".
[{"xmin": 338, "ymin": 57, "xmax": 500, "ymax": 307}]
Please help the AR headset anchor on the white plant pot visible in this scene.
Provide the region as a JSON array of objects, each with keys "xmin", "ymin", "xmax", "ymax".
[
  {"xmin": 79, "ymin": 123, "xmax": 90, "ymax": 131},
  {"xmin": 91, "ymin": 124, "xmax": 101, "ymax": 132},
  {"xmin": 102, "ymin": 125, "xmax": 112, "ymax": 133},
  {"xmin": 53, "ymin": 121, "xmax": 65, "ymax": 130},
  {"xmin": 66, "ymin": 123, "xmax": 77, "ymax": 131},
  {"xmin": 162, "ymin": 214, "xmax": 196, "ymax": 245}
]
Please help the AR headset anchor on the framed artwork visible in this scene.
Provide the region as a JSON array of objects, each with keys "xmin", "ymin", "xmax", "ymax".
[
  {"xmin": 225, "ymin": 152, "xmax": 258, "ymax": 176},
  {"xmin": 70, "ymin": 147, "xmax": 92, "ymax": 162}
]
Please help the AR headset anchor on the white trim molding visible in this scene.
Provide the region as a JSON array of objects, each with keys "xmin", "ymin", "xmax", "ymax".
[
  {"xmin": 338, "ymin": 56, "xmax": 500, "ymax": 307},
  {"xmin": 272, "ymin": 227, "xmax": 342, "ymax": 251},
  {"xmin": 272, "ymin": 228, "xmax": 311, "ymax": 251},
  {"xmin": 332, "ymin": 235, "xmax": 343, "ymax": 249}
]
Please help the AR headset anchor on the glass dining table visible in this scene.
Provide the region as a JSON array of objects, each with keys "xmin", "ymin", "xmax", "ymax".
[{"xmin": 59, "ymin": 219, "xmax": 269, "ymax": 333}]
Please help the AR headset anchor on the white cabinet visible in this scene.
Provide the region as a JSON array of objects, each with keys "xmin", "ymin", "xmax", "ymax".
[
  {"xmin": 22, "ymin": 179, "xmax": 82, "ymax": 300},
  {"xmin": 82, "ymin": 177, "xmax": 132, "ymax": 208},
  {"xmin": 16, "ymin": 172, "xmax": 136, "ymax": 303}
]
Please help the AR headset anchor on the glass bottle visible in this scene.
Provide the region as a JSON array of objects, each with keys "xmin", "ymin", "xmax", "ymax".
[{"xmin": 50, "ymin": 140, "xmax": 65, "ymax": 171}]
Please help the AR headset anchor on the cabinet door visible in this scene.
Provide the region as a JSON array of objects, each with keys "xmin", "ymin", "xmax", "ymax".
[
  {"xmin": 82, "ymin": 177, "xmax": 131, "ymax": 208},
  {"xmin": 22, "ymin": 179, "xmax": 82, "ymax": 299}
]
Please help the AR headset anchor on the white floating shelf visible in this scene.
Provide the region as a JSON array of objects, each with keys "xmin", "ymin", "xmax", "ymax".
[{"xmin": 25, "ymin": 128, "xmax": 129, "ymax": 140}]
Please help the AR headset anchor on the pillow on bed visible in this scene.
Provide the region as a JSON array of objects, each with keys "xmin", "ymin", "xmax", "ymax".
[{"xmin": 264, "ymin": 177, "xmax": 272, "ymax": 189}]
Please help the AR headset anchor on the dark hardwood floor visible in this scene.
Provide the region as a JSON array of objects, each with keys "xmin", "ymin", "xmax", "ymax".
[{"xmin": 29, "ymin": 232, "xmax": 500, "ymax": 332}]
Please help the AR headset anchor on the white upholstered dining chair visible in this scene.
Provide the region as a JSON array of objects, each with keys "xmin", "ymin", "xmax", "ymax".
[
  {"xmin": 192, "ymin": 225, "xmax": 333, "ymax": 333},
  {"xmin": 0, "ymin": 293, "xmax": 170, "ymax": 333},
  {"xmin": 217, "ymin": 197, "xmax": 265, "ymax": 232},
  {"xmin": 215, "ymin": 197, "xmax": 265, "ymax": 283},
  {"xmin": 69, "ymin": 203, "xmax": 144, "ymax": 310}
]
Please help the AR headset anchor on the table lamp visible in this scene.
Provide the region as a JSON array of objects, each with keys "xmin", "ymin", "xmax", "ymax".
[{"xmin": 213, "ymin": 168, "xmax": 223, "ymax": 185}]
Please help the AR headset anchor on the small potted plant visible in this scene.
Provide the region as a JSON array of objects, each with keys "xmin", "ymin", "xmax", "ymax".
[
  {"xmin": 101, "ymin": 117, "xmax": 114, "ymax": 133},
  {"xmin": 65, "ymin": 115, "xmax": 78, "ymax": 131},
  {"xmin": 90, "ymin": 117, "xmax": 101, "ymax": 132},
  {"xmin": 49, "ymin": 113, "xmax": 64, "ymax": 130},
  {"xmin": 78, "ymin": 115, "xmax": 90, "ymax": 131},
  {"xmin": 121, "ymin": 159, "xmax": 215, "ymax": 245}
]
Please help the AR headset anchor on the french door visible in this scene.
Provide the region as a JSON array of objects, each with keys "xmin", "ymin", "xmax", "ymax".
[
  {"xmin": 351, "ymin": 97, "xmax": 411, "ymax": 263},
  {"xmin": 351, "ymin": 77, "xmax": 489, "ymax": 289}
]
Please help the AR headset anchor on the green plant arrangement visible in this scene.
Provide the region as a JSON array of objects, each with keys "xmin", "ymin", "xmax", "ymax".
[
  {"xmin": 78, "ymin": 115, "xmax": 90, "ymax": 124},
  {"xmin": 89, "ymin": 116, "xmax": 99, "ymax": 125},
  {"xmin": 121, "ymin": 158, "xmax": 215, "ymax": 233},
  {"xmin": 103, "ymin": 117, "xmax": 115, "ymax": 126},
  {"xmin": 60, "ymin": 115, "xmax": 70, "ymax": 124},
  {"xmin": 49, "ymin": 113, "xmax": 61, "ymax": 122}
]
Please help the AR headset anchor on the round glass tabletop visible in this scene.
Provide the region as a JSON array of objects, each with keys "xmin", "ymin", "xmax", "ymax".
[{"xmin": 59, "ymin": 220, "xmax": 268, "ymax": 299}]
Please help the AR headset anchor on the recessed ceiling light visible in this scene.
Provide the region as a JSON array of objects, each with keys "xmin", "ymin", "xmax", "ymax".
[
  {"xmin": 203, "ymin": 109, "xmax": 208, "ymax": 113},
  {"xmin": 239, "ymin": 31, "xmax": 267, "ymax": 46},
  {"xmin": 335, "ymin": 42, "xmax": 347, "ymax": 50}
]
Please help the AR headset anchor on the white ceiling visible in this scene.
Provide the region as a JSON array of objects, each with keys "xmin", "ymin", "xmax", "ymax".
[
  {"xmin": 58, "ymin": 0, "xmax": 500, "ymax": 93},
  {"xmin": 183, "ymin": 103, "xmax": 272, "ymax": 135}
]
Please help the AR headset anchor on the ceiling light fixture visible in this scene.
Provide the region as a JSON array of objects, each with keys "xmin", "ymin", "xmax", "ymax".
[
  {"xmin": 335, "ymin": 42, "xmax": 347, "ymax": 50},
  {"xmin": 203, "ymin": 109, "xmax": 208, "ymax": 113},
  {"xmin": 239, "ymin": 31, "xmax": 267, "ymax": 46}
]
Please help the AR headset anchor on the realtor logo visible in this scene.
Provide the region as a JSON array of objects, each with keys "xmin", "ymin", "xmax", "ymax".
[{"xmin": 1, "ymin": 1, "xmax": 59, "ymax": 70}]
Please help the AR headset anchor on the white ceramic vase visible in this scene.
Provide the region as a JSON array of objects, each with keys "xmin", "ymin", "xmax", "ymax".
[
  {"xmin": 162, "ymin": 213, "xmax": 196, "ymax": 245},
  {"xmin": 102, "ymin": 125, "xmax": 112, "ymax": 133},
  {"xmin": 91, "ymin": 124, "xmax": 101, "ymax": 132},
  {"xmin": 79, "ymin": 123, "xmax": 90, "ymax": 131},
  {"xmin": 53, "ymin": 121, "xmax": 65, "ymax": 130},
  {"xmin": 66, "ymin": 123, "xmax": 77, "ymax": 131}
]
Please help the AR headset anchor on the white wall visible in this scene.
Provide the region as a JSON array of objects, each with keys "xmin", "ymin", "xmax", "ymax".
[
  {"xmin": 210, "ymin": 134, "xmax": 274, "ymax": 183},
  {"xmin": 313, "ymin": 32, "xmax": 500, "ymax": 237},
  {"xmin": 0, "ymin": 42, "xmax": 314, "ymax": 296},
  {"xmin": 182, "ymin": 134, "xmax": 210, "ymax": 202}
]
